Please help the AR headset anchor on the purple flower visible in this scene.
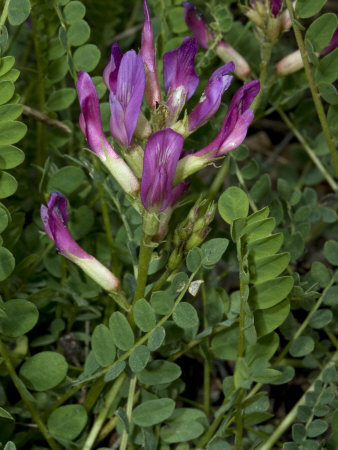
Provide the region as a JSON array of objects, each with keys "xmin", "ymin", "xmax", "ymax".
[
  {"xmin": 163, "ymin": 37, "xmax": 199, "ymax": 123},
  {"xmin": 270, "ymin": 0, "xmax": 282, "ymax": 17},
  {"xmin": 188, "ymin": 62, "xmax": 234, "ymax": 132},
  {"xmin": 141, "ymin": 0, "xmax": 161, "ymax": 108},
  {"xmin": 41, "ymin": 193, "xmax": 120, "ymax": 291},
  {"xmin": 195, "ymin": 80, "xmax": 260, "ymax": 158},
  {"xmin": 103, "ymin": 43, "xmax": 123, "ymax": 92},
  {"xmin": 182, "ymin": 2, "xmax": 251, "ymax": 79},
  {"xmin": 141, "ymin": 129, "xmax": 186, "ymax": 212},
  {"xmin": 77, "ymin": 71, "xmax": 118, "ymax": 161},
  {"xmin": 182, "ymin": 2, "xmax": 211, "ymax": 49},
  {"xmin": 76, "ymin": 71, "xmax": 140, "ymax": 195},
  {"xmin": 109, "ymin": 50, "xmax": 145, "ymax": 146}
]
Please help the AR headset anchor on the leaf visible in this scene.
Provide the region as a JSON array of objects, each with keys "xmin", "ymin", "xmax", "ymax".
[
  {"xmin": 0, "ymin": 81, "xmax": 14, "ymax": 105},
  {"xmin": 324, "ymin": 240, "xmax": 338, "ymax": 265},
  {"xmin": 67, "ymin": 20, "xmax": 90, "ymax": 47},
  {"xmin": 138, "ymin": 360, "xmax": 181, "ymax": 385},
  {"xmin": 132, "ymin": 398, "xmax": 175, "ymax": 427},
  {"xmin": 310, "ymin": 261, "xmax": 331, "ymax": 288},
  {"xmin": 160, "ymin": 420, "xmax": 204, "ymax": 443},
  {"xmin": 243, "ymin": 412, "xmax": 273, "ymax": 427},
  {"xmin": 245, "ymin": 332, "xmax": 280, "ymax": 365},
  {"xmin": 0, "ymin": 299, "xmax": 38, "ymax": 337},
  {"xmin": 308, "ymin": 309, "xmax": 333, "ymax": 328},
  {"xmin": 147, "ymin": 326, "xmax": 166, "ymax": 351},
  {"xmin": 305, "ymin": 13, "xmax": 338, "ymax": 53},
  {"xmin": 8, "ymin": 0, "xmax": 31, "ymax": 26},
  {"xmin": 254, "ymin": 299, "xmax": 290, "ymax": 336},
  {"xmin": 128, "ymin": 345, "xmax": 150, "ymax": 373},
  {"xmin": 211, "ymin": 325, "xmax": 239, "ymax": 361},
  {"xmin": 0, "ymin": 246, "xmax": 15, "ymax": 279},
  {"xmin": 0, "ymin": 407, "xmax": 14, "ymax": 420},
  {"xmin": 249, "ymin": 277, "xmax": 294, "ymax": 309},
  {"xmin": 47, "ymin": 166, "xmax": 86, "ymax": 195},
  {"xmin": 218, "ymin": 187, "xmax": 249, "ymax": 224},
  {"xmin": 0, "ymin": 121, "xmax": 27, "ymax": 145},
  {"xmin": 63, "ymin": 1, "xmax": 86, "ymax": 24},
  {"xmin": 249, "ymin": 253, "xmax": 290, "ymax": 284},
  {"xmin": 73, "ymin": 44, "xmax": 101, "ymax": 72},
  {"xmin": 19, "ymin": 351, "xmax": 68, "ymax": 391},
  {"xmin": 103, "ymin": 361, "xmax": 126, "ymax": 382},
  {"xmin": 109, "ymin": 312, "xmax": 135, "ymax": 351},
  {"xmin": 47, "ymin": 405, "xmax": 87, "ymax": 440},
  {"xmin": 290, "ymin": 336, "xmax": 314, "ymax": 357},
  {"xmin": 91, "ymin": 324, "xmax": 116, "ymax": 367},
  {"xmin": 201, "ymin": 238, "xmax": 229, "ymax": 267},
  {"xmin": 306, "ymin": 419, "xmax": 328, "ymax": 437},
  {"xmin": 173, "ymin": 302, "xmax": 199, "ymax": 329},
  {"xmin": 150, "ymin": 291, "xmax": 174, "ymax": 315},
  {"xmin": 295, "ymin": 0, "xmax": 326, "ymax": 18},
  {"xmin": 249, "ymin": 174, "xmax": 271, "ymax": 202},
  {"xmin": 186, "ymin": 247, "xmax": 203, "ymax": 272},
  {"xmin": 205, "ymin": 288, "xmax": 227, "ymax": 326},
  {"xmin": 133, "ymin": 299, "xmax": 156, "ymax": 332},
  {"xmin": 316, "ymin": 48, "xmax": 338, "ymax": 84},
  {"xmin": 0, "ymin": 56, "xmax": 15, "ymax": 76},
  {"xmin": 0, "ymin": 145, "xmax": 24, "ymax": 169},
  {"xmin": 46, "ymin": 88, "xmax": 76, "ymax": 111},
  {"xmin": 248, "ymin": 233, "xmax": 283, "ymax": 258},
  {"xmin": 4, "ymin": 443, "xmax": 16, "ymax": 450}
]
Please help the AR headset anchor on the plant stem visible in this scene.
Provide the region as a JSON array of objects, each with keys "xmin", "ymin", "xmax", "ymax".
[
  {"xmin": 0, "ymin": 338, "xmax": 62, "ymax": 450},
  {"xmin": 260, "ymin": 350, "xmax": 338, "ymax": 450},
  {"xmin": 285, "ymin": 0, "xmax": 338, "ymax": 177},
  {"xmin": 0, "ymin": 0, "xmax": 10, "ymax": 28},
  {"xmin": 119, "ymin": 376, "xmax": 137, "ymax": 450},
  {"xmin": 82, "ymin": 373, "xmax": 125, "ymax": 450},
  {"xmin": 132, "ymin": 231, "xmax": 153, "ymax": 304},
  {"xmin": 201, "ymin": 279, "xmax": 210, "ymax": 417},
  {"xmin": 146, "ymin": 268, "xmax": 173, "ymax": 298},
  {"xmin": 234, "ymin": 158, "xmax": 258, "ymax": 212},
  {"xmin": 251, "ymin": 41, "xmax": 274, "ymax": 113},
  {"xmin": 207, "ymin": 157, "xmax": 229, "ymax": 201},
  {"xmin": 278, "ymin": 109, "xmax": 338, "ymax": 191}
]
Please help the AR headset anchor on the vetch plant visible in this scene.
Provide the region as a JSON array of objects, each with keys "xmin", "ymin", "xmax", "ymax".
[{"xmin": 0, "ymin": 0, "xmax": 337, "ymax": 449}]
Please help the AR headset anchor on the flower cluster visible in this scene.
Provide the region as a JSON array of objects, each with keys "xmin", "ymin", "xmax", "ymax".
[{"xmin": 41, "ymin": 0, "xmax": 259, "ymax": 289}]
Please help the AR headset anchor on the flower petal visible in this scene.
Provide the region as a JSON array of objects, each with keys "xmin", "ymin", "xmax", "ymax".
[
  {"xmin": 141, "ymin": 129, "xmax": 184, "ymax": 211},
  {"xmin": 188, "ymin": 62, "xmax": 234, "ymax": 131},
  {"xmin": 270, "ymin": 0, "xmax": 282, "ymax": 17},
  {"xmin": 182, "ymin": 1, "xmax": 212, "ymax": 49},
  {"xmin": 103, "ymin": 43, "xmax": 123, "ymax": 92}
]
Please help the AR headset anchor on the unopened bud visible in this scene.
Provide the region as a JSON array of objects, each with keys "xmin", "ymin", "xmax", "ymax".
[
  {"xmin": 168, "ymin": 247, "xmax": 183, "ymax": 270},
  {"xmin": 186, "ymin": 227, "xmax": 210, "ymax": 251},
  {"xmin": 215, "ymin": 42, "xmax": 251, "ymax": 79},
  {"xmin": 267, "ymin": 17, "xmax": 282, "ymax": 43},
  {"xmin": 134, "ymin": 111, "xmax": 152, "ymax": 141},
  {"xmin": 275, "ymin": 50, "xmax": 304, "ymax": 76}
]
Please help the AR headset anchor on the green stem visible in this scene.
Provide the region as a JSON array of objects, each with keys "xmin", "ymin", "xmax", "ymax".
[
  {"xmin": 0, "ymin": 338, "xmax": 61, "ymax": 450},
  {"xmin": 82, "ymin": 373, "xmax": 126, "ymax": 450},
  {"xmin": 31, "ymin": 2, "xmax": 47, "ymax": 166},
  {"xmin": 251, "ymin": 41, "xmax": 274, "ymax": 113},
  {"xmin": 146, "ymin": 268, "xmax": 173, "ymax": 298},
  {"xmin": 278, "ymin": 109, "xmax": 338, "ymax": 191},
  {"xmin": 234, "ymin": 159, "xmax": 258, "ymax": 212},
  {"xmin": 0, "ymin": 0, "xmax": 10, "ymax": 28},
  {"xmin": 119, "ymin": 376, "xmax": 137, "ymax": 450},
  {"xmin": 207, "ymin": 157, "xmax": 229, "ymax": 201},
  {"xmin": 260, "ymin": 350, "xmax": 338, "ymax": 450},
  {"xmin": 132, "ymin": 231, "xmax": 153, "ymax": 305},
  {"xmin": 235, "ymin": 389, "xmax": 245, "ymax": 450},
  {"xmin": 285, "ymin": 0, "xmax": 338, "ymax": 178},
  {"xmin": 201, "ymin": 280, "xmax": 210, "ymax": 417}
]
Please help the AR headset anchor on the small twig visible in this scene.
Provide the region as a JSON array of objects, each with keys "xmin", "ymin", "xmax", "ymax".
[{"xmin": 22, "ymin": 105, "xmax": 72, "ymax": 133}]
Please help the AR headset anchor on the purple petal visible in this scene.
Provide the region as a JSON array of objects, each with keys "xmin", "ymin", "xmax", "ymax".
[
  {"xmin": 141, "ymin": 0, "xmax": 161, "ymax": 108},
  {"xmin": 188, "ymin": 62, "xmax": 234, "ymax": 131},
  {"xmin": 182, "ymin": 2, "xmax": 213, "ymax": 49},
  {"xmin": 270, "ymin": 0, "xmax": 282, "ymax": 17},
  {"xmin": 76, "ymin": 71, "xmax": 118, "ymax": 159},
  {"xmin": 195, "ymin": 80, "xmax": 260, "ymax": 158},
  {"xmin": 109, "ymin": 50, "xmax": 145, "ymax": 146},
  {"xmin": 41, "ymin": 192, "xmax": 89, "ymax": 259},
  {"xmin": 163, "ymin": 37, "xmax": 199, "ymax": 101},
  {"xmin": 103, "ymin": 43, "xmax": 123, "ymax": 92},
  {"xmin": 321, "ymin": 27, "xmax": 338, "ymax": 56},
  {"xmin": 141, "ymin": 129, "xmax": 184, "ymax": 212}
]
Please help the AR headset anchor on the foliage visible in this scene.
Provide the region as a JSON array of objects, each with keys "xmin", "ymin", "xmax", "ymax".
[{"xmin": 0, "ymin": 0, "xmax": 337, "ymax": 449}]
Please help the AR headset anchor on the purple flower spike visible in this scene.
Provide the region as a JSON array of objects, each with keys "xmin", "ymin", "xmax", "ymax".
[
  {"xmin": 77, "ymin": 71, "xmax": 118, "ymax": 160},
  {"xmin": 103, "ymin": 43, "xmax": 123, "ymax": 92},
  {"xmin": 141, "ymin": 129, "xmax": 184, "ymax": 212},
  {"xmin": 163, "ymin": 37, "xmax": 199, "ymax": 122},
  {"xmin": 270, "ymin": 0, "xmax": 282, "ymax": 17},
  {"xmin": 182, "ymin": 2, "xmax": 212, "ymax": 49},
  {"xmin": 195, "ymin": 80, "xmax": 260, "ymax": 158},
  {"xmin": 188, "ymin": 62, "xmax": 235, "ymax": 132},
  {"xmin": 41, "ymin": 193, "xmax": 120, "ymax": 291},
  {"xmin": 141, "ymin": 0, "xmax": 161, "ymax": 108},
  {"xmin": 109, "ymin": 50, "xmax": 145, "ymax": 146}
]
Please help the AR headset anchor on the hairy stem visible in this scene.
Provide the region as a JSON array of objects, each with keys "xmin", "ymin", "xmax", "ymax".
[
  {"xmin": 0, "ymin": 0, "xmax": 10, "ymax": 28},
  {"xmin": 285, "ymin": 0, "xmax": 338, "ymax": 177},
  {"xmin": 119, "ymin": 376, "xmax": 137, "ymax": 450},
  {"xmin": 132, "ymin": 232, "xmax": 153, "ymax": 304}
]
